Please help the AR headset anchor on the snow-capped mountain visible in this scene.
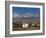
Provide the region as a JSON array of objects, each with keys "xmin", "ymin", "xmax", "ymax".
[{"xmin": 13, "ymin": 13, "xmax": 40, "ymax": 19}]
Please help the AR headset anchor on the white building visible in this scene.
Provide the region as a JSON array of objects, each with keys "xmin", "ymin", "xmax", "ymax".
[{"xmin": 22, "ymin": 23, "xmax": 28, "ymax": 28}]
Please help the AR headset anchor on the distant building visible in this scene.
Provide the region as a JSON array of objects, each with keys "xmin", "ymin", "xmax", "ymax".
[{"xmin": 22, "ymin": 23, "xmax": 28, "ymax": 28}]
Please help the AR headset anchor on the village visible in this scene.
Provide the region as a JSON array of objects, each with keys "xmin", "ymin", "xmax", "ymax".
[{"xmin": 13, "ymin": 21, "xmax": 40, "ymax": 31}]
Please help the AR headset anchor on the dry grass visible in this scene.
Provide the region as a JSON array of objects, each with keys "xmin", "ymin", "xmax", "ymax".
[{"xmin": 12, "ymin": 21, "xmax": 40, "ymax": 31}]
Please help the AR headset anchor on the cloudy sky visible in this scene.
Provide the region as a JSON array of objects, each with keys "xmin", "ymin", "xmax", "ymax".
[{"xmin": 12, "ymin": 7, "xmax": 40, "ymax": 18}]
